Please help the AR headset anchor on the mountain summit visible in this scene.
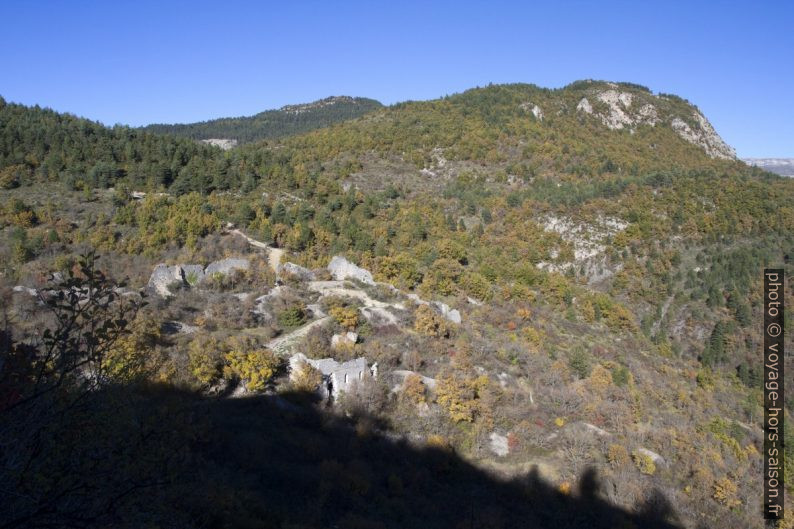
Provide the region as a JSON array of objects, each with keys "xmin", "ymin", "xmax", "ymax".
[{"xmin": 565, "ymin": 81, "xmax": 735, "ymax": 159}]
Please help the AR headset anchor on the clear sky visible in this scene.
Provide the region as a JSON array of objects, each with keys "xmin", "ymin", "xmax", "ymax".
[{"xmin": 1, "ymin": 1, "xmax": 791, "ymax": 157}]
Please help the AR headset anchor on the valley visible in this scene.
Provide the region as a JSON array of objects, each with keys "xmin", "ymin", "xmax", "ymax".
[{"xmin": 1, "ymin": 80, "xmax": 792, "ymax": 529}]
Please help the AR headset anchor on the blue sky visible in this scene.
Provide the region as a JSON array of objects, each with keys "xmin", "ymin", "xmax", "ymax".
[{"xmin": 1, "ymin": 1, "xmax": 791, "ymax": 157}]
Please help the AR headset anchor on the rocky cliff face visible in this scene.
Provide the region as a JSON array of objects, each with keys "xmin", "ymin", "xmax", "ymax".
[
  {"xmin": 670, "ymin": 111, "xmax": 736, "ymax": 160},
  {"xmin": 572, "ymin": 83, "xmax": 735, "ymax": 159}
]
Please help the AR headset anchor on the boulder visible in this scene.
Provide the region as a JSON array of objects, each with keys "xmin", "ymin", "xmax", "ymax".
[
  {"xmin": 391, "ymin": 370, "xmax": 437, "ymax": 391},
  {"xmin": 432, "ymin": 301, "xmax": 462, "ymax": 324},
  {"xmin": 306, "ymin": 303, "xmax": 326, "ymax": 318},
  {"xmin": 360, "ymin": 306, "xmax": 398, "ymax": 326},
  {"xmin": 568, "ymin": 421, "xmax": 611, "ymax": 438},
  {"xmin": 327, "ymin": 256, "xmax": 374, "ymax": 285},
  {"xmin": 205, "ymin": 258, "xmax": 250, "ymax": 277},
  {"xmin": 161, "ymin": 321, "xmax": 200, "ymax": 335},
  {"xmin": 279, "ymin": 262, "xmax": 316, "ymax": 281},
  {"xmin": 489, "ymin": 432, "xmax": 510, "ymax": 457},
  {"xmin": 148, "ymin": 264, "xmax": 185, "ymax": 297},
  {"xmin": 181, "ymin": 264, "xmax": 205, "ymax": 286},
  {"xmin": 637, "ymin": 448, "xmax": 667, "ymax": 467},
  {"xmin": 331, "ymin": 331, "xmax": 358, "ymax": 349},
  {"xmin": 407, "ymin": 293, "xmax": 462, "ymax": 324}
]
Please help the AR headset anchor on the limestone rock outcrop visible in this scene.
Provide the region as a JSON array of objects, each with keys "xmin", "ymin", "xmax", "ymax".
[
  {"xmin": 327, "ymin": 256, "xmax": 375, "ymax": 285},
  {"xmin": 147, "ymin": 258, "xmax": 250, "ymax": 297}
]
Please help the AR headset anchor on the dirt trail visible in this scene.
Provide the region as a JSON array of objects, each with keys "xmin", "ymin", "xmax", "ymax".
[
  {"xmin": 307, "ymin": 281, "xmax": 406, "ymax": 310},
  {"xmin": 230, "ymin": 229, "xmax": 284, "ymax": 272},
  {"xmin": 265, "ymin": 316, "xmax": 332, "ymax": 355}
]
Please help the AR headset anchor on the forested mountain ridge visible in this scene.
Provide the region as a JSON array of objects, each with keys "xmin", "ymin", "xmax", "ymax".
[
  {"xmin": 1, "ymin": 81, "xmax": 792, "ymax": 528},
  {"xmin": 141, "ymin": 95, "xmax": 383, "ymax": 144},
  {"xmin": 0, "ymin": 82, "xmax": 758, "ymax": 194},
  {"xmin": 268, "ymin": 80, "xmax": 741, "ymax": 181}
]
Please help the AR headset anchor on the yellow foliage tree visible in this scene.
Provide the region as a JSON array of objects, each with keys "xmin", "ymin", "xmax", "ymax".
[
  {"xmin": 459, "ymin": 271, "xmax": 492, "ymax": 301},
  {"xmin": 330, "ymin": 306, "xmax": 359, "ymax": 330},
  {"xmin": 607, "ymin": 444, "xmax": 630, "ymax": 468},
  {"xmin": 103, "ymin": 314, "xmax": 161, "ymax": 382},
  {"xmin": 223, "ymin": 348, "xmax": 281, "ymax": 391},
  {"xmin": 188, "ymin": 336, "xmax": 223, "ymax": 386},
  {"xmin": 420, "ymin": 258, "xmax": 463, "ymax": 296},
  {"xmin": 414, "ymin": 304, "xmax": 449, "ymax": 338},
  {"xmin": 400, "ymin": 373, "xmax": 426, "ymax": 405},
  {"xmin": 515, "ymin": 307, "xmax": 532, "ymax": 321},
  {"xmin": 435, "ymin": 373, "xmax": 489, "ymax": 423},
  {"xmin": 712, "ymin": 477, "xmax": 741, "ymax": 508},
  {"xmin": 632, "ymin": 450, "xmax": 657, "ymax": 475},
  {"xmin": 586, "ymin": 364, "xmax": 613, "ymax": 395},
  {"xmin": 291, "ymin": 360, "xmax": 324, "ymax": 392}
]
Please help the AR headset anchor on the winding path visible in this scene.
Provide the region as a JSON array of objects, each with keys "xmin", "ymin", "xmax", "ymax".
[
  {"xmin": 265, "ymin": 316, "xmax": 332, "ymax": 355},
  {"xmin": 230, "ymin": 229, "xmax": 284, "ymax": 272}
]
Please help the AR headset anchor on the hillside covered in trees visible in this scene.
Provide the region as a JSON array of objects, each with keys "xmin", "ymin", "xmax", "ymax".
[
  {"xmin": 1, "ymin": 81, "xmax": 792, "ymax": 528},
  {"xmin": 141, "ymin": 95, "xmax": 383, "ymax": 144}
]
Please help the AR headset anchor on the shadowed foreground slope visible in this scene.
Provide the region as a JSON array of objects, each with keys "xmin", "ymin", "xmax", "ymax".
[{"xmin": 2, "ymin": 382, "xmax": 683, "ymax": 529}]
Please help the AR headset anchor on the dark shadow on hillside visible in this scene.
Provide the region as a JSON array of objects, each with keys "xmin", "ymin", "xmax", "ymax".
[{"xmin": 2, "ymin": 384, "xmax": 684, "ymax": 529}]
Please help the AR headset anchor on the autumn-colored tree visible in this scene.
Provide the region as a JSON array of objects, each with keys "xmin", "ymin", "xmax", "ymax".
[
  {"xmin": 436, "ymin": 238, "xmax": 467, "ymax": 264},
  {"xmin": 586, "ymin": 364, "xmax": 613, "ymax": 395},
  {"xmin": 435, "ymin": 372, "xmax": 489, "ymax": 423},
  {"xmin": 420, "ymin": 258, "xmax": 463, "ymax": 296},
  {"xmin": 103, "ymin": 313, "xmax": 162, "ymax": 382},
  {"xmin": 0, "ymin": 164, "xmax": 26, "ymax": 189},
  {"xmin": 414, "ymin": 304, "xmax": 449, "ymax": 338},
  {"xmin": 515, "ymin": 307, "xmax": 532, "ymax": 321},
  {"xmin": 712, "ymin": 476, "xmax": 741, "ymax": 508},
  {"xmin": 507, "ymin": 432, "xmax": 520, "ymax": 453},
  {"xmin": 330, "ymin": 306, "xmax": 359, "ymax": 330},
  {"xmin": 291, "ymin": 360, "xmax": 324, "ymax": 392},
  {"xmin": 400, "ymin": 373, "xmax": 426, "ymax": 405},
  {"xmin": 375, "ymin": 254, "xmax": 423, "ymax": 289},
  {"xmin": 188, "ymin": 335, "xmax": 223, "ymax": 386},
  {"xmin": 607, "ymin": 444, "xmax": 630, "ymax": 468},
  {"xmin": 632, "ymin": 450, "xmax": 656, "ymax": 475},
  {"xmin": 223, "ymin": 348, "xmax": 281, "ymax": 391}
]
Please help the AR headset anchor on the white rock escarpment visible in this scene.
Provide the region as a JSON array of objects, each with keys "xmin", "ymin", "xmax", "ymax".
[
  {"xmin": 671, "ymin": 112, "xmax": 736, "ymax": 160},
  {"xmin": 576, "ymin": 87, "xmax": 735, "ymax": 159},
  {"xmin": 536, "ymin": 215, "xmax": 628, "ymax": 283}
]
